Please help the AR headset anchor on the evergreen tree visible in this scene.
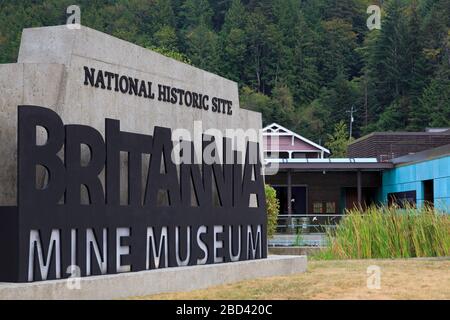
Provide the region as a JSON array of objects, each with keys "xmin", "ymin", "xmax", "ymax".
[
  {"xmin": 422, "ymin": 64, "xmax": 450, "ymax": 127},
  {"xmin": 186, "ymin": 23, "xmax": 219, "ymax": 72},
  {"xmin": 274, "ymin": 0, "xmax": 320, "ymax": 104},
  {"xmin": 324, "ymin": 0, "xmax": 358, "ymax": 22},
  {"xmin": 244, "ymin": 7, "xmax": 283, "ymax": 94},
  {"xmin": 297, "ymin": 99, "xmax": 331, "ymax": 143},
  {"xmin": 150, "ymin": 0, "xmax": 176, "ymax": 30},
  {"xmin": 221, "ymin": 0, "xmax": 246, "ymax": 33},
  {"xmin": 404, "ymin": 1, "xmax": 427, "ymax": 103},
  {"xmin": 367, "ymin": 0, "xmax": 409, "ymax": 117},
  {"xmin": 219, "ymin": 0, "xmax": 247, "ymax": 81},
  {"xmin": 318, "ymin": 18, "xmax": 358, "ymax": 85},
  {"xmin": 210, "ymin": 0, "xmax": 233, "ymax": 30},
  {"xmin": 181, "ymin": 0, "xmax": 214, "ymax": 29},
  {"xmin": 326, "ymin": 121, "xmax": 352, "ymax": 158},
  {"xmin": 0, "ymin": 0, "xmax": 448, "ymax": 140},
  {"xmin": 239, "ymin": 86, "xmax": 273, "ymax": 126},
  {"xmin": 270, "ymin": 84, "xmax": 296, "ymax": 128},
  {"xmin": 376, "ymin": 97, "xmax": 411, "ymax": 131},
  {"xmin": 154, "ymin": 26, "xmax": 178, "ymax": 50}
]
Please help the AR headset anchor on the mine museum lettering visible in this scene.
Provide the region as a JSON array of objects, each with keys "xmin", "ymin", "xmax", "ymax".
[
  {"xmin": 0, "ymin": 105, "xmax": 266, "ymax": 282},
  {"xmin": 83, "ymin": 66, "xmax": 233, "ymax": 115}
]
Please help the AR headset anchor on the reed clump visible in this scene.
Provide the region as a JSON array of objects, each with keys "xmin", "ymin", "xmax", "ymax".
[{"xmin": 317, "ymin": 205, "xmax": 450, "ymax": 259}]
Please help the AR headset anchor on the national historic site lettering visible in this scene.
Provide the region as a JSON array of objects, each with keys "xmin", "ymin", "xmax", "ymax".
[{"xmin": 83, "ymin": 66, "xmax": 233, "ymax": 115}]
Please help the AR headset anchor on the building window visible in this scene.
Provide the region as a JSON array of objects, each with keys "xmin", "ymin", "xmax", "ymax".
[
  {"xmin": 278, "ymin": 152, "xmax": 289, "ymax": 159},
  {"xmin": 292, "ymin": 152, "xmax": 306, "ymax": 159},
  {"xmin": 263, "ymin": 151, "xmax": 289, "ymax": 159},
  {"xmin": 326, "ymin": 202, "xmax": 336, "ymax": 213},
  {"xmin": 388, "ymin": 191, "xmax": 416, "ymax": 208},
  {"xmin": 313, "ymin": 202, "xmax": 323, "ymax": 214}
]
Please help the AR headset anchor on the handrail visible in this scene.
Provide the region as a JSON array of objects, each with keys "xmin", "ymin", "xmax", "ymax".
[
  {"xmin": 274, "ymin": 214, "xmax": 344, "ymax": 235},
  {"xmin": 277, "ymin": 214, "xmax": 345, "ymax": 217}
]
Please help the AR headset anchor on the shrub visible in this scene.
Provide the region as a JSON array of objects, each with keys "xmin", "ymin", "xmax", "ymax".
[
  {"xmin": 265, "ymin": 184, "xmax": 280, "ymax": 238},
  {"xmin": 317, "ymin": 205, "xmax": 450, "ymax": 259}
]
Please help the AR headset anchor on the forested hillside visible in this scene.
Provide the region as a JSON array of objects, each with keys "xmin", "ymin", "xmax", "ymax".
[{"xmin": 0, "ymin": 0, "xmax": 449, "ymax": 144}]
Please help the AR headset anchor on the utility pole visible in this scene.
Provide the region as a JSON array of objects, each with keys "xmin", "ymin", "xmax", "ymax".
[
  {"xmin": 364, "ymin": 75, "xmax": 368, "ymax": 127},
  {"xmin": 345, "ymin": 105, "xmax": 357, "ymax": 140}
]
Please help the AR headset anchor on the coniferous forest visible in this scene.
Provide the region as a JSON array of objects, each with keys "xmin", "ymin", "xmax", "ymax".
[{"xmin": 0, "ymin": 0, "xmax": 449, "ymax": 145}]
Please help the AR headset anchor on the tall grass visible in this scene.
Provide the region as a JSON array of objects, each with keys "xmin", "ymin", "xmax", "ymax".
[{"xmin": 317, "ymin": 205, "xmax": 450, "ymax": 259}]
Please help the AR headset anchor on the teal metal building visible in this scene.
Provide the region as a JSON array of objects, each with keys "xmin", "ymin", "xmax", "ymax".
[{"xmin": 381, "ymin": 144, "xmax": 450, "ymax": 212}]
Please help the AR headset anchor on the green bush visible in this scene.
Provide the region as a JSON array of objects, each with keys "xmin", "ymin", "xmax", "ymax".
[
  {"xmin": 265, "ymin": 184, "xmax": 280, "ymax": 238},
  {"xmin": 317, "ymin": 205, "xmax": 450, "ymax": 259}
]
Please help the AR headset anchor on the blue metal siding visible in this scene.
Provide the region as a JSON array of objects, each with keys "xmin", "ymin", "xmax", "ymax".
[{"xmin": 382, "ymin": 155, "xmax": 450, "ymax": 212}]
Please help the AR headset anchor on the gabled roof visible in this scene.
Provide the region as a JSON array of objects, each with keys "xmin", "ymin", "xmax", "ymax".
[{"xmin": 262, "ymin": 123, "xmax": 330, "ymax": 154}]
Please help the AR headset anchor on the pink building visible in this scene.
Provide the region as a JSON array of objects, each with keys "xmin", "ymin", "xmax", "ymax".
[
  {"xmin": 262, "ymin": 123, "xmax": 389, "ymax": 240},
  {"xmin": 262, "ymin": 123, "xmax": 330, "ymax": 159}
]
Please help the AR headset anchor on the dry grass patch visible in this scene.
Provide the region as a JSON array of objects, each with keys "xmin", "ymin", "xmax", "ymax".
[{"xmin": 129, "ymin": 258, "xmax": 450, "ymax": 300}]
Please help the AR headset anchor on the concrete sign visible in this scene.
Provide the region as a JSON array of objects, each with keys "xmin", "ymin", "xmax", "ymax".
[{"xmin": 0, "ymin": 26, "xmax": 266, "ymax": 282}]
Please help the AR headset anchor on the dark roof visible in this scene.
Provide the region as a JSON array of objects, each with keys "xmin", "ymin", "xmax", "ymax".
[
  {"xmin": 265, "ymin": 158, "xmax": 393, "ymax": 171},
  {"xmin": 349, "ymin": 130, "xmax": 450, "ymax": 145},
  {"xmin": 391, "ymin": 143, "xmax": 450, "ymax": 165},
  {"xmin": 347, "ymin": 130, "xmax": 450, "ymax": 161}
]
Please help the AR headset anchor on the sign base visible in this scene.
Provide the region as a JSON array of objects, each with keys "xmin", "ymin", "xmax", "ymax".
[{"xmin": 0, "ymin": 255, "xmax": 306, "ymax": 300}]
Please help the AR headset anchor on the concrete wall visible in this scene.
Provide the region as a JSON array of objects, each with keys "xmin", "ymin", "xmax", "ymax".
[
  {"xmin": 0, "ymin": 25, "xmax": 262, "ymax": 205},
  {"xmin": 382, "ymin": 155, "xmax": 450, "ymax": 212},
  {"xmin": 269, "ymin": 246, "xmax": 324, "ymax": 256},
  {"xmin": 0, "ymin": 255, "xmax": 307, "ymax": 299},
  {"xmin": 0, "ymin": 63, "xmax": 66, "ymax": 204}
]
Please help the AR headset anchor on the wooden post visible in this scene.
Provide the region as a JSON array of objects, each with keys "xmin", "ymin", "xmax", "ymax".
[
  {"xmin": 287, "ymin": 169, "xmax": 293, "ymax": 233},
  {"xmin": 357, "ymin": 170, "xmax": 362, "ymax": 208},
  {"xmin": 287, "ymin": 169, "xmax": 292, "ymax": 215}
]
